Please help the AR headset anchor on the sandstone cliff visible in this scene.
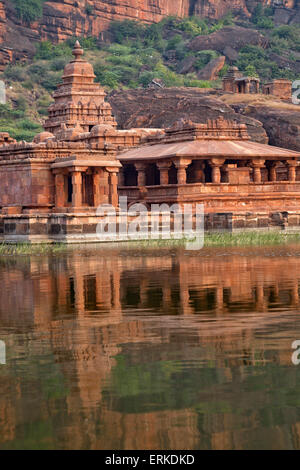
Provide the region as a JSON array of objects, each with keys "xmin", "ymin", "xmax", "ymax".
[
  {"xmin": 0, "ymin": 0, "xmax": 293, "ymax": 49},
  {"xmin": 0, "ymin": 0, "xmax": 299, "ymax": 64}
]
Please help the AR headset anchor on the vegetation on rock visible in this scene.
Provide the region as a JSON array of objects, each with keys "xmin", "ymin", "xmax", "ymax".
[
  {"xmin": 11, "ymin": 0, "xmax": 45, "ymax": 24},
  {"xmin": 0, "ymin": 9, "xmax": 300, "ymax": 140}
]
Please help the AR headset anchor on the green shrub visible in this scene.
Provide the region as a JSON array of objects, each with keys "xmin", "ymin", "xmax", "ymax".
[
  {"xmin": 12, "ymin": 0, "xmax": 44, "ymax": 24},
  {"xmin": 194, "ymin": 50, "xmax": 219, "ymax": 71},
  {"xmin": 35, "ymin": 41, "xmax": 72, "ymax": 60},
  {"xmin": 40, "ymin": 72, "xmax": 62, "ymax": 91},
  {"xmin": 18, "ymin": 118, "xmax": 41, "ymax": 130},
  {"xmin": 256, "ymin": 16, "xmax": 274, "ymax": 29},
  {"xmin": 85, "ymin": 4, "xmax": 93, "ymax": 15},
  {"xmin": 94, "ymin": 63, "xmax": 121, "ymax": 88},
  {"xmin": 177, "ymin": 17, "xmax": 209, "ymax": 37},
  {"xmin": 166, "ymin": 35, "xmax": 184, "ymax": 51},
  {"xmin": 15, "ymin": 96, "xmax": 28, "ymax": 112},
  {"xmin": 244, "ymin": 64, "xmax": 258, "ymax": 78},
  {"xmin": 4, "ymin": 65, "xmax": 27, "ymax": 81},
  {"xmin": 50, "ymin": 57, "xmax": 68, "ymax": 71},
  {"xmin": 109, "ymin": 20, "xmax": 145, "ymax": 43}
]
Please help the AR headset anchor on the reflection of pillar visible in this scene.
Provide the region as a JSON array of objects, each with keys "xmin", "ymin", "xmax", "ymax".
[
  {"xmin": 209, "ymin": 159, "xmax": 225, "ymax": 183},
  {"xmin": 54, "ymin": 171, "xmax": 65, "ymax": 208},
  {"xmin": 139, "ymin": 278, "xmax": 148, "ymax": 307},
  {"xmin": 291, "ymin": 281, "xmax": 299, "ymax": 306},
  {"xmin": 178, "ymin": 264, "xmax": 193, "ymax": 315},
  {"xmin": 74, "ymin": 274, "xmax": 85, "ymax": 313},
  {"xmin": 256, "ymin": 285, "xmax": 265, "ymax": 311},
  {"xmin": 162, "ymin": 282, "xmax": 172, "ymax": 309},
  {"xmin": 174, "ymin": 160, "xmax": 191, "ymax": 185},
  {"xmin": 135, "ymin": 163, "xmax": 147, "ymax": 187},
  {"xmin": 252, "ymin": 160, "xmax": 265, "ymax": 184},
  {"xmin": 112, "ymin": 271, "xmax": 121, "ymax": 311},
  {"xmin": 287, "ymin": 160, "xmax": 297, "ymax": 182},
  {"xmin": 71, "ymin": 169, "xmax": 83, "ymax": 207},
  {"xmin": 157, "ymin": 161, "xmax": 172, "ymax": 186},
  {"xmin": 215, "ymin": 286, "xmax": 224, "ymax": 312},
  {"xmin": 96, "ymin": 272, "xmax": 111, "ymax": 309}
]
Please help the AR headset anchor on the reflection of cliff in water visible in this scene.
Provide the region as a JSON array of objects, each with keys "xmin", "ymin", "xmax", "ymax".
[{"xmin": 1, "ymin": 247, "xmax": 300, "ymax": 449}]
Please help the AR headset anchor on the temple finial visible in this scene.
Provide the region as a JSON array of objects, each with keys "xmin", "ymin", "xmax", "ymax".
[{"xmin": 72, "ymin": 40, "xmax": 84, "ymax": 60}]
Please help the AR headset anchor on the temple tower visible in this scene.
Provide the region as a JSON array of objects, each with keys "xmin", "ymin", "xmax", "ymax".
[{"xmin": 44, "ymin": 41, "xmax": 117, "ymax": 135}]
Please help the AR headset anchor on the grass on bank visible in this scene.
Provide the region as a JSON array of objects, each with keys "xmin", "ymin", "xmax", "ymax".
[{"xmin": 1, "ymin": 232, "xmax": 300, "ymax": 255}]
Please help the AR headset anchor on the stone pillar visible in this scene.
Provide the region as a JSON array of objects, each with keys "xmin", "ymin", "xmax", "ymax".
[
  {"xmin": 174, "ymin": 159, "xmax": 191, "ymax": 185},
  {"xmin": 135, "ymin": 163, "xmax": 147, "ymax": 187},
  {"xmin": 107, "ymin": 168, "xmax": 119, "ymax": 208},
  {"xmin": 71, "ymin": 169, "xmax": 83, "ymax": 208},
  {"xmin": 252, "ymin": 160, "xmax": 265, "ymax": 184},
  {"xmin": 287, "ymin": 160, "xmax": 297, "ymax": 182},
  {"xmin": 53, "ymin": 171, "xmax": 65, "ymax": 208},
  {"xmin": 93, "ymin": 168, "xmax": 110, "ymax": 206},
  {"xmin": 209, "ymin": 159, "xmax": 225, "ymax": 183},
  {"xmin": 157, "ymin": 161, "xmax": 172, "ymax": 186},
  {"xmin": 267, "ymin": 162, "xmax": 278, "ymax": 182},
  {"xmin": 93, "ymin": 169, "xmax": 107, "ymax": 207}
]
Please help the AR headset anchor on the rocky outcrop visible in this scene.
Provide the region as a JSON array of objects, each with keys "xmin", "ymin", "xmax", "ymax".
[
  {"xmin": 197, "ymin": 56, "xmax": 225, "ymax": 80},
  {"xmin": 189, "ymin": 26, "xmax": 268, "ymax": 62},
  {"xmin": 108, "ymin": 87, "xmax": 268, "ymax": 144},
  {"xmin": 237, "ymin": 104, "xmax": 300, "ymax": 152}
]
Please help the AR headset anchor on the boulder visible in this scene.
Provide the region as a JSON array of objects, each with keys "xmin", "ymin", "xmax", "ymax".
[
  {"xmin": 189, "ymin": 26, "xmax": 267, "ymax": 58},
  {"xmin": 197, "ymin": 56, "xmax": 226, "ymax": 80}
]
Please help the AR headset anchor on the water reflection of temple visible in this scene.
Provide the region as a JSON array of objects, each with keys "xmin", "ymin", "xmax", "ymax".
[{"xmin": 1, "ymin": 249, "xmax": 300, "ymax": 449}]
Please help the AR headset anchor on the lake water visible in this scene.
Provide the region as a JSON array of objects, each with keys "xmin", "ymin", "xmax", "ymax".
[{"xmin": 1, "ymin": 245, "xmax": 300, "ymax": 450}]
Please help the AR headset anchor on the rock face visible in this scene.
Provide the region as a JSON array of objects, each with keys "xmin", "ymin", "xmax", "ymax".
[
  {"xmin": 238, "ymin": 104, "xmax": 300, "ymax": 152},
  {"xmin": 194, "ymin": 0, "xmax": 250, "ymax": 19},
  {"xmin": 0, "ymin": 0, "xmax": 299, "ymax": 67},
  {"xmin": 39, "ymin": 0, "xmax": 191, "ymax": 42},
  {"xmin": 108, "ymin": 87, "xmax": 268, "ymax": 144}
]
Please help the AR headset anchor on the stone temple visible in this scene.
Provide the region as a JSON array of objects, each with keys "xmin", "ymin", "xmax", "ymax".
[{"xmin": 1, "ymin": 41, "xmax": 300, "ymax": 242}]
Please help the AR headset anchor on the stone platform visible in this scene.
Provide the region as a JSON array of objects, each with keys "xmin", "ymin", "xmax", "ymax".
[{"xmin": 1, "ymin": 211, "xmax": 300, "ymax": 244}]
